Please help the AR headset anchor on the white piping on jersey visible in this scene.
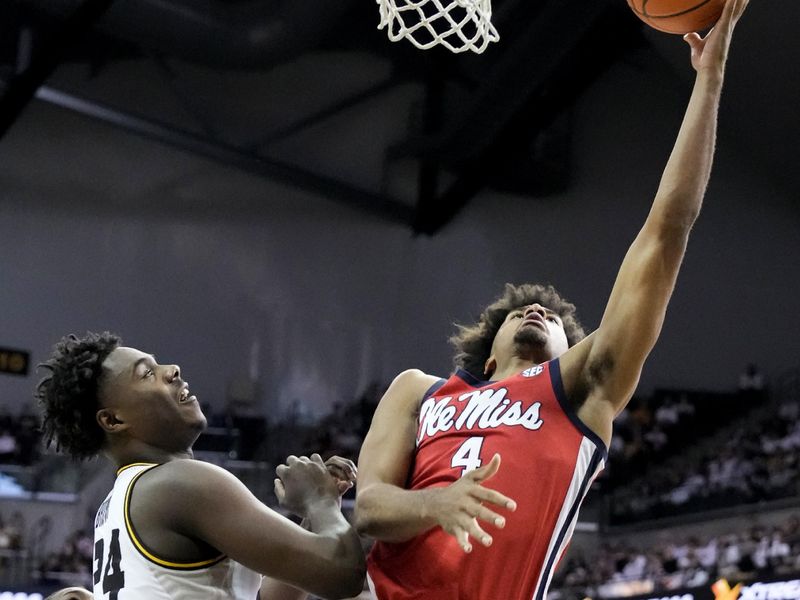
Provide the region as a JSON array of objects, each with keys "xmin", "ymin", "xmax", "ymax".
[
  {"xmin": 366, "ymin": 572, "xmax": 380, "ymax": 600},
  {"xmin": 531, "ymin": 437, "xmax": 605, "ymax": 600},
  {"xmin": 121, "ymin": 463, "xmax": 226, "ymax": 570}
]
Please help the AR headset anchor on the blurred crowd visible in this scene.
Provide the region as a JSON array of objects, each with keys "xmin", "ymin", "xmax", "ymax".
[
  {"xmin": 0, "ymin": 508, "xmax": 93, "ymax": 589},
  {"xmin": 609, "ymin": 392, "xmax": 799, "ymax": 523},
  {"xmin": 552, "ymin": 516, "xmax": 800, "ymax": 599},
  {"xmin": 299, "ymin": 381, "xmax": 383, "ymax": 464},
  {"xmin": 36, "ymin": 529, "xmax": 93, "ymax": 588}
]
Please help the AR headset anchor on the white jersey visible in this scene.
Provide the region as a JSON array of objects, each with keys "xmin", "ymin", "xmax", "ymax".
[{"xmin": 93, "ymin": 463, "xmax": 262, "ymax": 600}]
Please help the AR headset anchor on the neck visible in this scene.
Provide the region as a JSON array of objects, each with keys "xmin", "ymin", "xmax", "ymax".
[
  {"xmin": 107, "ymin": 440, "xmax": 194, "ymax": 470},
  {"xmin": 490, "ymin": 357, "xmax": 536, "ymax": 381},
  {"xmin": 490, "ymin": 343, "xmax": 559, "ymax": 381}
]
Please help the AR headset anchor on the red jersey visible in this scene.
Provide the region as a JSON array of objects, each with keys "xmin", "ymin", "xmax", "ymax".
[{"xmin": 367, "ymin": 358, "xmax": 607, "ymax": 600}]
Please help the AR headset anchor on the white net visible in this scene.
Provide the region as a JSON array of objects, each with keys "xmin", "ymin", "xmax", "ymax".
[{"xmin": 377, "ymin": 0, "xmax": 500, "ymax": 54}]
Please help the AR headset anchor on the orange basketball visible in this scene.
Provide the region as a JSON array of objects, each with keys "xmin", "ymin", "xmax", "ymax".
[{"xmin": 626, "ymin": 0, "xmax": 726, "ymax": 34}]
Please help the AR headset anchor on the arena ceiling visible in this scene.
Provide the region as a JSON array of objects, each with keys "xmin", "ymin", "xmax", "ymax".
[{"xmin": 0, "ymin": 0, "xmax": 796, "ymax": 234}]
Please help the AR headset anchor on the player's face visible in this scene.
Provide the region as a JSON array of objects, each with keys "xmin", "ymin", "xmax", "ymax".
[
  {"xmin": 491, "ymin": 304, "xmax": 569, "ymax": 368},
  {"xmin": 98, "ymin": 347, "xmax": 207, "ymax": 450}
]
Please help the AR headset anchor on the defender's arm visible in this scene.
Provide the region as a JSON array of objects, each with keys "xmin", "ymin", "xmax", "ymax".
[{"xmin": 144, "ymin": 460, "xmax": 365, "ymax": 600}]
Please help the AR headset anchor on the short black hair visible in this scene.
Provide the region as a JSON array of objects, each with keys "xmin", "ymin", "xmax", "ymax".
[
  {"xmin": 450, "ymin": 283, "xmax": 585, "ymax": 378},
  {"xmin": 36, "ymin": 332, "xmax": 121, "ymax": 460}
]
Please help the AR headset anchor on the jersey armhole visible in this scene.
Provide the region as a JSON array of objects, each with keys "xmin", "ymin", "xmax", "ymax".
[
  {"xmin": 548, "ymin": 358, "xmax": 609, "ymax": 461},
  {"xmin": 124, "ymin": 464, "xmax": 227, "ymax": 571},
  {"xmin": 421, "ymin": 378, "xmax": 447, "ymax": 401}
]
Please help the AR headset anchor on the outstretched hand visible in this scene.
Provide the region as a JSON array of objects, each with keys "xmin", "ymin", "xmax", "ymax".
[
  {"xmin": 425, "ymin": 454, "xmax": 517, "ymax": 554},
  {"xmin": 684, "ymin": 0, "xmax": 749, "ymax": 74}
]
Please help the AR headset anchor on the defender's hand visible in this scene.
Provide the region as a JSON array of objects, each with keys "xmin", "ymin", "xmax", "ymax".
[
  {"xmin": 274, "ymin": 454, "xmax": 340, "ymax": 518},
  {"xmin": 325, "ymin": 455, "xmax": 357, "ymax": 496},
  {"xmin": 424, "ymin": 454, "xmax": 517, "ymax": 553},
  {"xmin": 684, "ymin": 0, "xmax": 749, "ymax": 74}
]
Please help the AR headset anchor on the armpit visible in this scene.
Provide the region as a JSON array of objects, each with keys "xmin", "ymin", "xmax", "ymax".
[{"xmin": 572, "ymin": 352, "xmax": 616, "ymax": 408}]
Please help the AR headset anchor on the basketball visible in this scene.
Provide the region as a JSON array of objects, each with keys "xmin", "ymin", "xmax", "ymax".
[{"xmin": 627, "ymin": 0, "xmax": 726, "ymax": 34}]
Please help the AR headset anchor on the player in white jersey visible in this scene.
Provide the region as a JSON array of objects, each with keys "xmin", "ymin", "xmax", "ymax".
[{"xmin": 37, "ymin": 332, "xmax": 365, "ymax": 600}]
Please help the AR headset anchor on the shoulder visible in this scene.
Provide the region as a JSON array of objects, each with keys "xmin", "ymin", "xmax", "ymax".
[
  {"xmin": 131, "ymin": 459, "xmax": 253, "ymax": 535},
  {"xmin": 388, "ymin": 369, "xmax": 442, "ymax": 401},
  {"xmin": 392, "ymin": 369, "xmax": 441, "ymax": 389},
  {"xmin": 141, "ymin": 458, "xmax": 230, "ymax": 483},
  {"xmin": 134, "ymin": 459, "xmax": 245, "ymax": 507},
  {"xmin": 372, "ymin": 370, "xmax": 443, "ymax": 419}
]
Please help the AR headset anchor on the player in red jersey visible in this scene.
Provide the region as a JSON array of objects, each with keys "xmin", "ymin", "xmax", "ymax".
[{"xmin": 354, "ymin": 1, "xmax": 750, "ymax": 599}]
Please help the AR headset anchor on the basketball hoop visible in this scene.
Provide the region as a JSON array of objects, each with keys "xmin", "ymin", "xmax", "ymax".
[{"xmin": 376, "ymin": 0, "xmax": 499, "ymax": 54}]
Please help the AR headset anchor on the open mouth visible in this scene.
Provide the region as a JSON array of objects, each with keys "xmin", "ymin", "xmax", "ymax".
[{"xmin": 178, "ymin": 386, "xmax": 196, "ymax": 404}]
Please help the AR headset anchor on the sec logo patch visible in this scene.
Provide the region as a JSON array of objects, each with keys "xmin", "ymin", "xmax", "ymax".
[{"xmin": 522, "ymin": 365, "xmax": 544, "ymax": 378}]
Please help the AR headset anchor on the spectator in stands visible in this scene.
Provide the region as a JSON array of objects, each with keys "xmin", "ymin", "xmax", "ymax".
[
  {"xmin": 15, "ymin": 412, "xmax": 41, "ymax": 464},
  {"xmin": 551, "ymin": 516, "xmax": 799, "ymax": 599},
  {"xmin": 784, "ymin": 514, "xmax": 800, "ymax": 543},
  {"xmin": 695, "ymin": 536, "xmax": 717, "ymax": 572},
  {"xmin": 0, "ymin": 427, "xmax": 18, "ymax": 462},
  {"xmin": 0, "ymin": 512, "xmax": 23, "ymax": 564},
  {"xmin": 739, "ymin": 363, "xmax": 765, "ymax": 393},
  {"xmin": 38, "ymin": 528, "xmax": 94, "ymax": 588},
  {"xmin": 0, "ymin": 511, "xmax": 23, "ymax": 552},
  {"xmin": 675, "ymin": 393, "xmax": 695, "ymax": 421},
  {"xmin": 643, "ymin": 425, "xmax": 668, "ymax": 455},
  {"xmin": 655, "ymin": 398, "xmax": 679, "ymax": 428}
]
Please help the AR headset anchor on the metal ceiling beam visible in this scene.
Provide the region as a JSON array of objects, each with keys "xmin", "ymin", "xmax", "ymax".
[
  {"xmin": 18, "ymin": 0, "xmax": 356, "ymax": 70},
  {"xmin": 0, "ymin": 0, "xmax": 116, "ymax": 140},
  {"xmin": 249, "ymin": 77, "xmax": 398, "ymax": 149},
  {"xmin": 408, "ymin": 0, "xmax": 644, "ymax": 234},
  {"xmin": 31, "ymin": 85, "xmax": 414, "ymax": 225},
  {"xmin": 395, "ymin": 0, "xmax": 627, "ymax": 165}
]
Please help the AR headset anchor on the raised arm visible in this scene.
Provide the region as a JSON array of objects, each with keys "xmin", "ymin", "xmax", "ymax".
[
  {"xmin": 143, "ymin": 459, "xmax": 364, "ymax": 600},
  {"xmin": 561, "ymin": 0, "xmax": 750, "ymax": 443},
  {"xmin": 355, "ymin": 369, "xmax": 516, "ymax": 553}
]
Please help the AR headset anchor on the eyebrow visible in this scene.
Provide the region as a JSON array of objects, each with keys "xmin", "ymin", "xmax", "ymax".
[{"xmin": 131, "ymin": 355, "xmax": 157, "ymax": 377}]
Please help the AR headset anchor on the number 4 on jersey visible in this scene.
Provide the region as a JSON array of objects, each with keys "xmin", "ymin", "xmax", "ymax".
[{"xmin": 451, "ymin": 436, "xmax": 485, "ymax": 476}]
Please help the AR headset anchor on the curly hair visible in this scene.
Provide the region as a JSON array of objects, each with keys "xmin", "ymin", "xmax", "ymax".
[
  {"xmin": 450, "ymin": 283, "xmax": 585, "ymax": 378},
  {"xmin": 36, "ymin": 332, "xmax": 121, "ymax": 460}
]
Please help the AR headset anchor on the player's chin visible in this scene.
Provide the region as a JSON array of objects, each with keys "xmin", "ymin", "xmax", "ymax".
[
  {"xmin": 186, "ymin": 412, "xmax": 208, "ymax": 432},
  {"xmin": 513, "ymin": 328, "xmax": 547, "ymax": 349}
]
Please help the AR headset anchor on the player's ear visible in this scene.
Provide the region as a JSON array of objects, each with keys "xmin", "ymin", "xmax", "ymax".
[
  {"xmin": 484, "ymin": 356, "xmax": 497, "ymax": 378},
  {"xmin": 96, "ymin": 408, "xmax": 129, "ymax": 433}
]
